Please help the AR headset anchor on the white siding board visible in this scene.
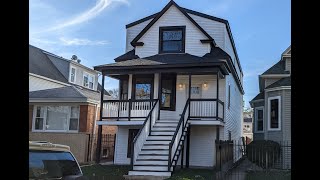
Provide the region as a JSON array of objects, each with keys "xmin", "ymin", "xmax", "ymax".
[
  {"xmin": 224, "ymin": 75, "xmax": 242, "ymax": 141},
  {"xmin": 160, "ymin": 75, "xmax": 225, "ymax": 120},
  {"xmin": 114, "ymin": 126, "xmax": 141, "ymax": 165},
  {"xmin": 126, "ymin": 19, "xmax": 153, "ymax": 52},
  {"xmin": 285, "ymin": 58, "xmax": 291, "ymax": 72},
  {"xmin": 73, "ymin": 66, "xmax": 98, "ymax": 91},
  {"xmin": 29, "ymin": 75, "xmax": 67, "ymax": 92},
  {"xmin": 189, "ymin": 126, "xmax": 216, "ymax": 167},
  {"xmin": 135, "ymin": 6, "xmax": 210, "ymax": 58},
  {"xmin": 188, "ymin": 14, "xmax": 225, "ymax": 49}
]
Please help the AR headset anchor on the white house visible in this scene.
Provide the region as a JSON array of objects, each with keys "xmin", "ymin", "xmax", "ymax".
[{"xmin": 94, "ymin": 1, "xmax": 244, "ymax": 178}]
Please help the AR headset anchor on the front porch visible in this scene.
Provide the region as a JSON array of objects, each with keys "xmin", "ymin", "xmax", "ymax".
[{"xmin": 94, "ymin": 59, "xmax": 231, "ymax": 176}]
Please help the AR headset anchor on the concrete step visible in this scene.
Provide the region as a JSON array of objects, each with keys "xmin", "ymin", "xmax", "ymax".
[
  {"xmin": 133, "ymin": 165, "xmax": 172, "ymax": 172},
  {"xmin": 154, "ymin": 123, "xmax": 178, "ymax": 127},
  {"xmin": 151, "ymin": 131, "xmax": 175, "ymax": 136},
  {"xmin": 156, "ymin": 121, "xmax": 179, "ymax": 123},
  {"xmin": 128, "ymin": 170, "xmax": 171, "ymax": 177}
]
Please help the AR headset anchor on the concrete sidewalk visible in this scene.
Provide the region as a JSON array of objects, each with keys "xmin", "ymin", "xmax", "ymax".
[{"xmin": 221, "ymin": 158, "xmax": 263, "ymax": 180}]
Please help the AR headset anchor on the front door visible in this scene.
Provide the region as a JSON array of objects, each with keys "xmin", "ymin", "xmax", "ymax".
[{"xmin": 190, "ymin": 85, "xmax": 202, "ymax": 117}]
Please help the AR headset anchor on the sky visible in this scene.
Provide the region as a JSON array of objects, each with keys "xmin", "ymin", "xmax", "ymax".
[{"xmin": 29, "ymin": 0, "xmax": 291, "ymax": 108}]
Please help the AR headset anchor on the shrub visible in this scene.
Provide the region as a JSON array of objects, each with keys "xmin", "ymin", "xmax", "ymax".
[{"xmin": 246, "ymin": 140, "xmax": 281, "ymax": 169}]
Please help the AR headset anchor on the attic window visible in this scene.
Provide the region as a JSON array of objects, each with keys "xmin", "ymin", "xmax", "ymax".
[{"xmin": 159, "ymin": 26, "xmax": 185, "ymax": 53}]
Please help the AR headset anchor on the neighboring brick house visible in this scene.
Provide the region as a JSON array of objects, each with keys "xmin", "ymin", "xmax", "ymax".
[{"xmin": 29, "ymin": 45, "xmax": 116, "ymax": 163}]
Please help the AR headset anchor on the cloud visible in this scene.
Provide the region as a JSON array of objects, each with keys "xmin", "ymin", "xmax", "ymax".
[
  {"xmin": 59, "ymin": 37, "xmax": 110, "ymax": 46},
  {"xmin": 48, "ymin": 0, "xmax": 129, "ymax": 32}
]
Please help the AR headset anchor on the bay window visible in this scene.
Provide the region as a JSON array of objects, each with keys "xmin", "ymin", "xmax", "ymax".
[
  {"xmin": 268, "ymin": 96, "xmax": 281, "ymax": 130},
  {"xmin": 33, "ymin": 106, "xmax": 80, "ymax": 132}
]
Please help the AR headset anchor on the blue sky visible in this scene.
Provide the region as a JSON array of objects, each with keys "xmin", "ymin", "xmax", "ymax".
[{"xmin": 29, "ymin": 0, "xmax": 291, "ymax": 108}]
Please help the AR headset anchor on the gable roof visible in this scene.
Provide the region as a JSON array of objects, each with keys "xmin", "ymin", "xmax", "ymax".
[
  {"xmin": 29, "ymin": 45, "xmax": 69, "ymax": 83},
  {"xmin": 282, "ymin": 45, "xmax": 291, "ymax": 56},
  {"xmin": 261, "ymin": 59, "xmax": 290, "ymax": 75},
  {"xmin": 125, "ymin": 4, "xmax": 243, "ymax": 75},
  {"xmin": 130, "ymin": 0, "xmax": 215, "ymax": 47},
  {"xmin": 265, "ymin": 77, "xmax": 291, "ymax": 89}
]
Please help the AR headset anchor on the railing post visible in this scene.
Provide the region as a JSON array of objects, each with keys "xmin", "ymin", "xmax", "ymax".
[
  {"xmin": 216, "ymin": 72, "xmax": 219, "ymax": 120},
  {"xmin": 188, "ymin": 74, "xmax": 191, "ymax": 117},
  {"xmin": 158, "ymin": 73, "xmax": 162, "ymax": 120},
  {"xmin": 168, "ymin": 143, "xmax": 172, "ymax": 171},
  {"xmin": 131, "ymin": 141, "xmax": 134, "ymax": 169},
  {"xmin": 128, "ymin": 99, "xmax": 132, "ymax": 121}
]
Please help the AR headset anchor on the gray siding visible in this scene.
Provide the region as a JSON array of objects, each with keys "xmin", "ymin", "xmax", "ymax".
[
  {"xmin": 29, "ymin": 74, "xmax": 67, "ymax": 92},
  {"xmin": 253, "ymin": 133, "xmax": 264, "ymax": 140},
  {"xmin": 265, "ymin": 78, "xmax": 281, "ymax": 88},
  {"xmin": 282, "ymin": 90, "xmax": 291, "ymax": 142},
  {"xmin": 285, "ymin": 57, "xmax": 291, "ymax": 72},
  {"xmin": 47, "ymin": 55, "xmax": 70, "ymax": 80}
]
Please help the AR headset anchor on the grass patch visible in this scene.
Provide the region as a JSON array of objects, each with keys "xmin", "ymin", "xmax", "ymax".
[
  {"xmin": 81, "ymin": 164, "xmax": 130, "ymax": 180},
  {"xmin": 245, "ymin": 171, "xmax": 291, "ymax": 180},
  {"xmin": 166, "ymin": 168, "xmax": 216, "ymax": 180}
]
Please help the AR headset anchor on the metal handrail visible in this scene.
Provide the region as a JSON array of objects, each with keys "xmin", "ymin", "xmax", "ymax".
[
  {"xmin": 168, "ymin": 99, "xmax": 190, "ymax": 171},
  {"xmin": 130, "ymin": 99, "xmax": 159, "ymax": 168}
]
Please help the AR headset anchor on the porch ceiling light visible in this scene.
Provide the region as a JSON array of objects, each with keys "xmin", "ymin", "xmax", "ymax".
[
  {"xmin": 203, "ymin": 82, "xmax": 208, "ymax": 88},
  {"xmin": 179, "ymin": 83, "xmax": 183, "ymax": 89}
]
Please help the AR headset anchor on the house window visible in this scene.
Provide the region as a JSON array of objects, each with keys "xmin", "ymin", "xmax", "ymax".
[
  {"xmin": 255, "ymin": 107, "xmax": 264, "ymax": 132},
  {"xmin": 127, "ymin": 129, "xmax": 139, "ymax": 158},
  {"xmin": 133, "ymin": 75, "xmax": 154, "ymax": 99},
  {"xmin": 228, "ymin": 84, "xmax": 231, "ymax": 109},
  {"xmin": 161, "ymin": 74, "xmax": 176, "ymax": 111},
  {"xmin": 83, "ymin": 73, "xmax": 94, "ymax": 90},
  {"xmin": 33, "ymin": 106, "xmax": 80, "ymax": 132},
  {"xmin": 120, "ymin": 79, "xmax": 128, "ymax": 100},
  {"xmin": 159, "ymin": 26, "xmax": 185, "ymax": 53},
  {"xmin": 70, "ymin": 67, "xmax": 76, "ymax": 83},
  {"xmin": 268, "ymin": 96, "xmax": 281, "ymax": 130}
]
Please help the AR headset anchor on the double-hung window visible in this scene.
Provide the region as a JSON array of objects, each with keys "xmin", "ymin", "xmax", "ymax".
[
  {"xmin": 33, "ymin": 106, "xmax": 80, "ymax": 132},
  {"xmin": 268, "ymin": 96, "xmax": 281, "ymax": 130},
  {"xmin": 255, "ymin": 107, "xmax": 264, "ymax": 132},
  {"xmin": 159, "ymin": 26, "xmax": 185, "ymax": 53},
  {"xmin": 83, "ymin": 73, "xmax": 94, "ymax": 90},
  {"xmin": 70, "ymin": 67, "xmax": 76, "ymax": 83}
]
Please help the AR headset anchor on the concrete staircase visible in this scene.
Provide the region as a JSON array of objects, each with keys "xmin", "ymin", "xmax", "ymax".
[{"xmin": 128, "ymin": 119, "xmax": 181, "ymax": 177}]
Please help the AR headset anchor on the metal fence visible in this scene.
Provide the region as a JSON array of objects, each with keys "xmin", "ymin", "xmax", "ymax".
[
  {"xmin": 87, "ymin": 134, "xmax": 116, "ymax": 163},
  {"xmin": 216, "ymin": 137, "xmax": 291, "ymax": 172}
]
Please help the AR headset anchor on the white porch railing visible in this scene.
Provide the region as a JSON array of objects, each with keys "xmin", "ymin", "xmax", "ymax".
[
  {"xmin": 189, "ymin": 99, "xmax": 224, "ymax": 120},
  {"xmin": 102, "ymin": 99, "xmax": 156, "ymax": 120},
  {"xmin": 131, "ymin": 100, "xmax": 159, "ymax": 166}
]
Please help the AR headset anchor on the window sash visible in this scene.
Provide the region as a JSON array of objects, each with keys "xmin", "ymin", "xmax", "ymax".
[
  {"xmin": 268, "ymin": 97, "xmax": 281, "ymax": 130},
  {"xmin": 33, "ymin": 106, "xmax": 79, "ymax": 132},
  {"xmin": 70, "ymin": 68, "xmax": 76, "ymax": 83},
  {"xmin": 255, "ymin": 108, "xmax": 264, "ymax": 132},
  {"xmin": 159, "ymin": 27, "xmax": 185, "ymax": 53}
]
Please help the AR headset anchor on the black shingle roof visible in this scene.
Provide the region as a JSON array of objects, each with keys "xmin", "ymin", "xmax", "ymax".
[
  {"xmin": 29, "ymin": 45, "xmax": 68, "ymax": 83},
  {"xmin": 29, "ymin": 86, "xmax": 85, "ymax": 99},
  {"xmin": 251, "ymin": 91, "xmax": 264, "ymax": 101},
  {"xmin": 265, "ymin": 77, "xmax": 291, "ymax": 89},
  {"xmin": 262, "ymin": 60, "xmax": 290, "ymax": 75},
  {"xmin": 29, "ymin": 86, "xmax": 111, "ymax": 101},
  {"xmin": 114, "ymin": 49, "xmax": 139, "ymax": 62}
]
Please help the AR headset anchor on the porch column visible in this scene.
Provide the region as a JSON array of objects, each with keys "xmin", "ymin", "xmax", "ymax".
[
  {"xmin": 96, "ymin": 73, "xmax": 105, "ymax": 163},
  {"xmin": 158, "ymin": 73, "xmax": 162, "ymax": 120},
  {"xmin": 188, "ymin": 74, "xmax": 191, "ymax": 117},
  {"xmin": 186, "ymin": 125, "xmax": 191, "ymax": 168},
  {"xmin": 128, "ymin": 74, "xmax": 133, "ymax": 99},
  {"xmin": 216, "ymin": 72, "xmax": 219, "ymax": 120}
]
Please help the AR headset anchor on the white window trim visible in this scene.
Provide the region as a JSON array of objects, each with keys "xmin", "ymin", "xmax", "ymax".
[
  {"xmin": 69, "ymin": 66, "xmax": 77, "ymax": 83},
  {"xmin": 32, "ymin": 105, "xmax": 79, "ymax": 133},
  {"xmin": 254, "ymin": 106, "xmax": 264, "ymax": 133},
  {"xmin": 83, "ymin": 72, "xmax": 95, "ymax": 90},
  {"xmin": 267, "ymin": 96, "xmax": 281, "ymax": 131}
]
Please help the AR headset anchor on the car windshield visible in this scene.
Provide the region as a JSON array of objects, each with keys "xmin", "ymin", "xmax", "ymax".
[{"xmin": 29, "ymin": 150, "xmax": 81, "ymax": 179}]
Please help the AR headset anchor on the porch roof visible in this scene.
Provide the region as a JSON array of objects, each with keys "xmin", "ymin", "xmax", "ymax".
[{"xmin": 94, "ymin": 47, "xmax": 231, "ymax": 74}]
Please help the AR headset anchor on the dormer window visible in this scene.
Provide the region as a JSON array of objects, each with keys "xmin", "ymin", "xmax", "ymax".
[
  {"xmin": 83, "ymin": 73, "xmax": 94, "ymax": 90},
  {"xmin": 159, "ymin": 26, "xmax": 185, "ymax": 53},
  {"xmin": 70, "ymin": 67, "xmax": 76, "ymax": 83}
]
